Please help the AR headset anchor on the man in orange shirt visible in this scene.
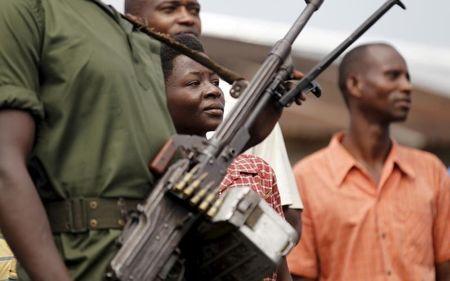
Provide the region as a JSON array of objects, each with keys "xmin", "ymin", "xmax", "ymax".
[{"xmin": 287, "ymin": 43, "xmax": 450, "ymax": 281}]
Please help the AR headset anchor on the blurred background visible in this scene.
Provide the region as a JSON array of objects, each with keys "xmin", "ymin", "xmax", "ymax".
[{"xmin": 108, "ymin": 0, "xmax": 450, "ymax": 166}]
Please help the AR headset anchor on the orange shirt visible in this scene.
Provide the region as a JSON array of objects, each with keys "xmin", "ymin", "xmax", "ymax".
[{"xmin": 287, "ymin": 133, "xmax": 450, "ymax": 281}]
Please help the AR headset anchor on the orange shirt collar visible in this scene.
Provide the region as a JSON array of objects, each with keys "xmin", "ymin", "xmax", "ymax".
[
  {"xmin": 328, "ymin": 132, "xmax": 416, "ymax": 186},
  {"xmin": 390, "ymin": 141, "xmax": 416, "ymax": 179}
]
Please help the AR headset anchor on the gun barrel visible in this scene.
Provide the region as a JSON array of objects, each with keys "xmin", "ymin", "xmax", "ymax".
[
  {"xmin": 278, "ymin": 0, "xmax": 406, "ymax": 106},
  {"xmin": 212, "ymin": 0, "xmax": 324, "ymax": 154}
]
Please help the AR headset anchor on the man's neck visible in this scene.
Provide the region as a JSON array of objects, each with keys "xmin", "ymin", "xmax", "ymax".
[{"xmin": 341, "ymin": 115, "xmax": 392, "ymax": 184}]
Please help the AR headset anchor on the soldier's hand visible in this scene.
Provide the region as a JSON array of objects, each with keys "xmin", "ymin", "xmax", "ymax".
[{"xmin": 285, "ymin": 69, "xmax": 307, "ymax": 106}]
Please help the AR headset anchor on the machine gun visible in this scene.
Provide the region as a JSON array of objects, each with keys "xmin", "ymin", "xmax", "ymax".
[{"xmin": 108, "ymin": 1, "xmax": 405, "ymax": 280}]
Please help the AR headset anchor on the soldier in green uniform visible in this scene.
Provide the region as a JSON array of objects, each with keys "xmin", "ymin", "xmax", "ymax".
[
  {"xmin": 0, "ymin": 0, "xmax": 175, "ymax": 280},
  {"xmin": 0, "ymin": 0, "xmax": 282, "ymax": 280}
]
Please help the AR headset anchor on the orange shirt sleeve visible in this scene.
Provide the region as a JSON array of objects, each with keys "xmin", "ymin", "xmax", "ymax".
[
  {"xmin": 433, "ymin": 161, "xmax": 450, "ymax": 264},
  {"xmin": 287, "ymin": 166, "xmax": 319, "ymax": 279}
]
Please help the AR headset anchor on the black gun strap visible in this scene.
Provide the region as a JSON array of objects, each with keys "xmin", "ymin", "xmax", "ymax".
[{"xmin": 121, "ymin": 14, "xmax": 245, "ymax": 85}]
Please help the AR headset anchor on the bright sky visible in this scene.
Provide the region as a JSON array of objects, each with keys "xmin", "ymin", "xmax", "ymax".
[
  {"xmin": 201, "ymin": 0, "xmax": 450, "ymax": 49},
  {"xmin": 107, "ymin": 0, "xmax": 450, "ymax": 49}
]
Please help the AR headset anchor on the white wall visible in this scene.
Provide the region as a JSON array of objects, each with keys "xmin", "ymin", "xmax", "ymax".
[
  {"xmin": 105, "ymin": 0, "xmax": 124, "ymax": 12},
  {"xmin": 106, "ymin": 0, "xmax": 450, "ymax": 48},
  {"xmin": 201, "ymin": 0, "xmax": 450, "ymax": 49}
]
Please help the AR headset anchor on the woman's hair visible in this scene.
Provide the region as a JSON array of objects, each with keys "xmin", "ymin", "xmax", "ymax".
[{"xmin": 160, "ymin": 34, "xmax": 205, "ymax": 80}]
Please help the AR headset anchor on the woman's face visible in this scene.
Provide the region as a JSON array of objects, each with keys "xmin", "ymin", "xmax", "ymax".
[{"xmin": 165, "ymin": 55, "xmax": 224, "ymax": 136}]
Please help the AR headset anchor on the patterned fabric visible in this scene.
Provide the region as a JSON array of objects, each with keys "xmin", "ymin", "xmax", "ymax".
[
  {"xmin": 219, "ymin": 83, "xmax": 302, "ymax": 208},
  {"xmin": 245, "ymin": 124, "xmax": 303, "ymax": 209},
  {"xmin": 287, "ymin": 133, "xmax": 450, "ymax": 281},
  {"xmin": 0, "ymin": 238, "xmax": 17, "ymax": 280},
  {"xmin": 220, "ymin": 154, "xmax": 284, "ymax": 281}
]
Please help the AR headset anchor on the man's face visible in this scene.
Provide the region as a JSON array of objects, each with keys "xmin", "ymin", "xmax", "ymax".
[
  {"xmin": 145, "ymin": 0, "xmax": 201, "ymax": 36},
  {"xmin": 166, "ymin": 55, "xmax": 224, "ymax": 136},
  {"xmin": 357, "ymin": 46, "xmax": 412, "ymax": 123}
]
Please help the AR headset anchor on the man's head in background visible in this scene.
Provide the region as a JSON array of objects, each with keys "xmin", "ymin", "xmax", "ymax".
[
  {"xmin": 125, "ymin": 0, "xmax": 201, "ymax": 36},
  {"xmin": 338, "ymin": 43, "xmax": 413, "ymax": 124},
  {"xmin": 161, "ymin": 34, "xmax": 224, "ymax": 136}
]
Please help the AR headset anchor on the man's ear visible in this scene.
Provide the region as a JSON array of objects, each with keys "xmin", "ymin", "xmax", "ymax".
[{"xmin": 345, "ymin": 74, "xmax": 363, "ymax": 99}]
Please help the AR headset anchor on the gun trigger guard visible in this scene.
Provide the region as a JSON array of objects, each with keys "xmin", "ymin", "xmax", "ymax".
[{"xmin": 307, "ymin": 81, "xmax": 322, "ymax": 98}]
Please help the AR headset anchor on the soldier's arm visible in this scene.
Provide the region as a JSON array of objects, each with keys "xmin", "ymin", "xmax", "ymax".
[
  {"xmin": 276, "ymin": 258, "xmax": 293, "ymax": 281},
  {"xmin": 283, "ymin": 207, "xmax": 302, "ymax": 240},
  {"xmin": 246, "ymin": 74, "xmax": 306, "ymax": 150},
  {"xmin": 246, "ymin": 102, "xmax": 282, "ymax": 149},
  {"xmin": 0, "ymin": 110, "xmax": 71, "ymax": 281}
]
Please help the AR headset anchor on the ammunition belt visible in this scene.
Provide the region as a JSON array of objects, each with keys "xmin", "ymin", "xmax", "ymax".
[{"xmin": 45, "ymin": 197, "xmax": 142, "ymax": 233}]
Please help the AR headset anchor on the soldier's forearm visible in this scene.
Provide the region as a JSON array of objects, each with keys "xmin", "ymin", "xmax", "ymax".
[
  {"xmin": 246, "ymin": 102, "xmax": 282, "ymax": 150},
  {"xmin": 283, "ymin": 207, "xmax": 302, "ymax": 242},
  {"xmin": 277, "ymin": 258, "xmax": 293, "ymax": 281},
  {"xmin": 0, "ymin": 110, "xmax": 70, "ymax": 280},
  {"xmin": 0, "ymin": 164, "xmax": 70, "ymax": 281}
]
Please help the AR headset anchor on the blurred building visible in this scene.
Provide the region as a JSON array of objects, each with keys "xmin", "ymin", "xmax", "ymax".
[{"xmin": 201, "ymin": 12, "xmax": 450, "ymax": 165}]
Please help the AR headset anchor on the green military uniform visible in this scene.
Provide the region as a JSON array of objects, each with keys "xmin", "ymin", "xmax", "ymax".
[{"xmin": 0, "ymin": 0, "xmax": 175, "ymax": 280}]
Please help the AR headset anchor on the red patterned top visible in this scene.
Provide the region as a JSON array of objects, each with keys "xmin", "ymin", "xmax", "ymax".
[{"xmin": 220, "ymin": 153, "xmax": 284, "ymax": 281}]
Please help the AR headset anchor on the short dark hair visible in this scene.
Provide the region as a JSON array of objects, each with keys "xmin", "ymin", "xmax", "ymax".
[
  {"xmin": 338, "ymin": 42, "xmax": 394, "ymax": 103},
  {"xmin": 124, "ymin": 0, "xmax": 147, "ymax": 15},
  {"xmin": 160, "ymin": 34, "xmax": 205, "ymax": 80}
]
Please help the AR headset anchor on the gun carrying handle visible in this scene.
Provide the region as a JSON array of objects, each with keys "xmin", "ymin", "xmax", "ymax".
[{"xmin": 149, "ymin": 138, "xmax": 178, "ymax": 175}]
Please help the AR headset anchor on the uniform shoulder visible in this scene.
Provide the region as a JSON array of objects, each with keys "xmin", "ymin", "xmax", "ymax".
[
  {"xmin": 0, "ymin": 0, "xmax": 44, "ymax": 27},
  {"xmin": 0, "ymin": 0, "xmax": 42, "ymax": 10}
]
